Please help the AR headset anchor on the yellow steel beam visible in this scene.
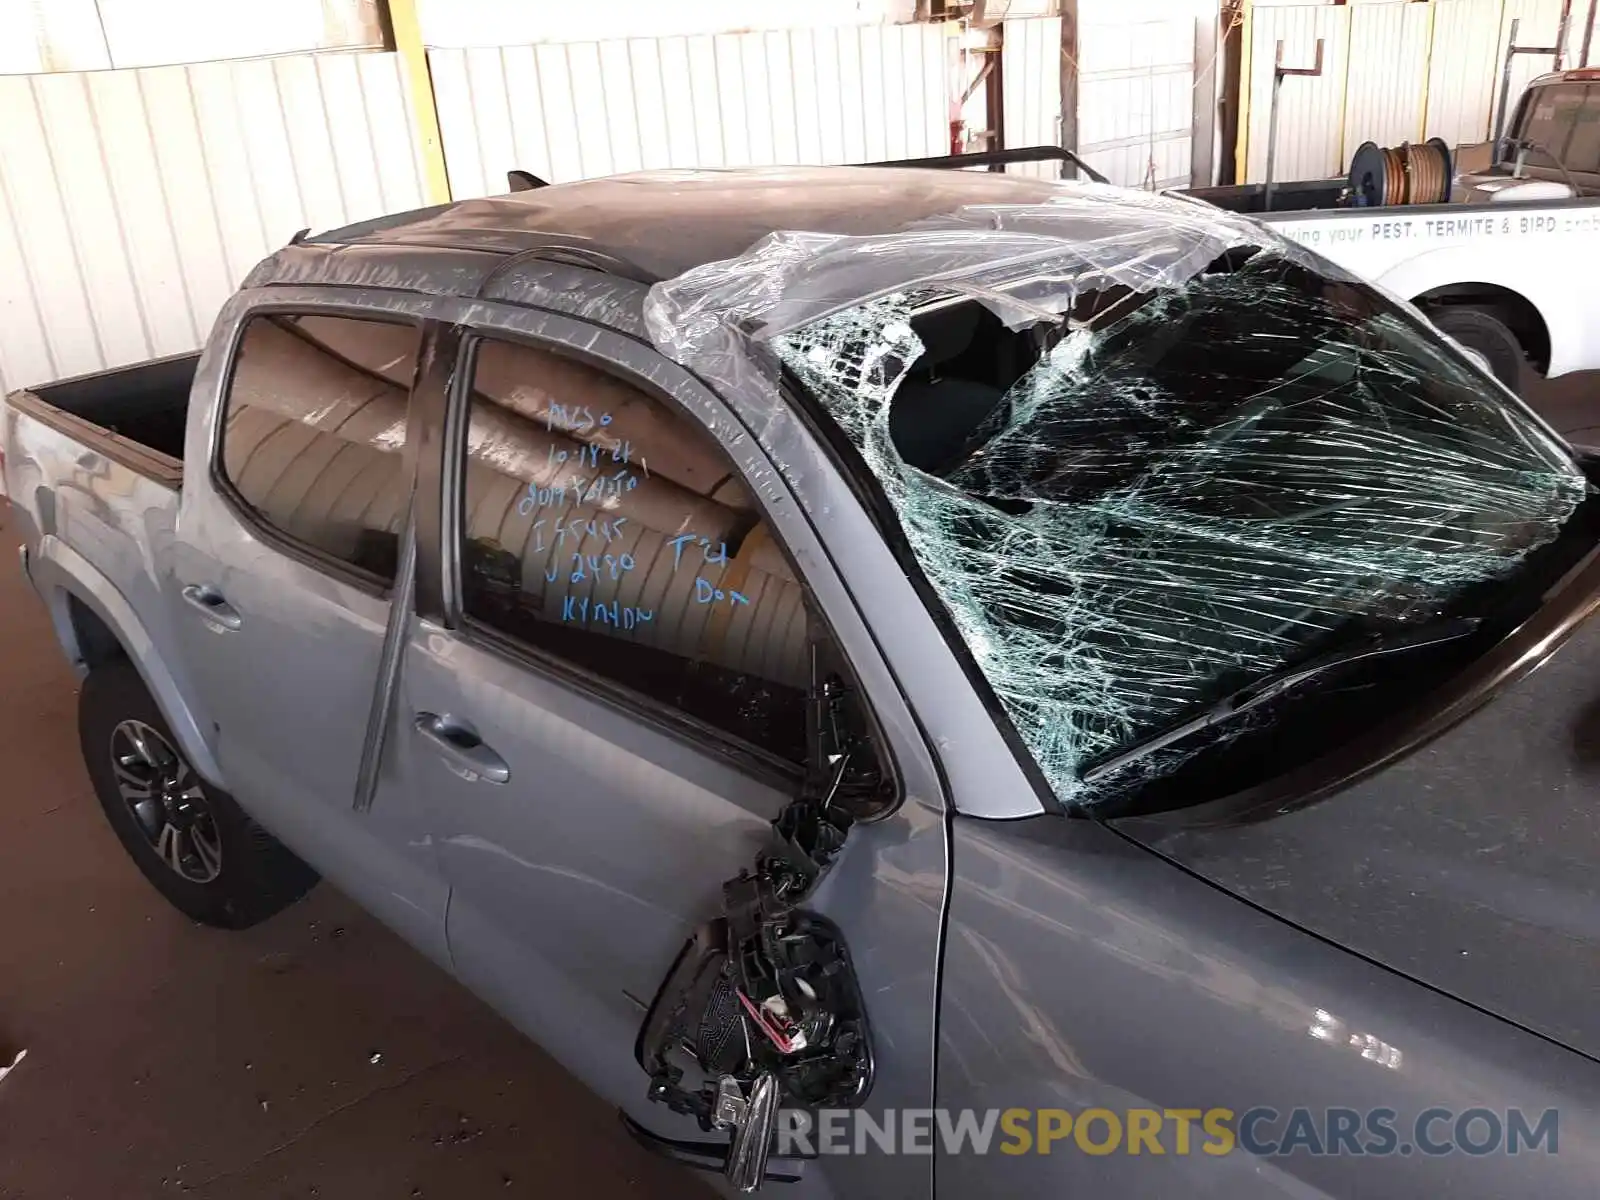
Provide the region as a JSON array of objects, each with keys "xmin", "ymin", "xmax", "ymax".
[
  {"xmin": 1419, "ymin": 0, "xmax": 1439, "ymax": 141},
  {"xmin": 381, "ymin": 0, "xmax": 451, "ymax": 203},
  {"xmin": 1235, "ymin": 0, "xmax": 1254, "ymax": 184},
  {"xmin": 1336, "ymin": 12, "xmax": 1355, "ymax": 169}
]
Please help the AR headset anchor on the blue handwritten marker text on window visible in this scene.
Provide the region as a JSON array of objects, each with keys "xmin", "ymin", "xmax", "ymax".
[
  {"xmin": 549, "ymin": 442, "xmax": 605, "ymax": 471},
  {"xmin": 554, "ymin": 515, "xmax": 627, "ymax": 547},
  {"xmin": 561, "ymin": 596, "xmax": 653, "ymax": 629},
  {"xmin": 546, "ymin": 551, "xmax": 637, "ymax": 585},
  {"xmin": 693, "ymin": 578, "xmax": 750, "ymax": 607},
  {"xmin": 518, "ymin": 468, "xmax": 640, "ymax": 516},
  {"xmin": 517, "ymin": 482, "xmax": 567, "ymax": 516},
  {"xmin": 571, "ymin": 469, "xmax": 640, "ymax": 504},
  {"xmin": 543, "ymin": 405, "xmax": 613, "ymax": 434},
  {"xmin": 669, "ymin": 533, "xmax": 729, "ymax": 569}
]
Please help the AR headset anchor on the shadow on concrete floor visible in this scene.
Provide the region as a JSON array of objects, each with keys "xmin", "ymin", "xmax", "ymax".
[
  {"xmin": 0, "ymin": 513, "xmax": 707, "ymax": 1199},
  {"xmin": 1525, "ymin": 370, "xmax": 1600, "ymax": 446}
]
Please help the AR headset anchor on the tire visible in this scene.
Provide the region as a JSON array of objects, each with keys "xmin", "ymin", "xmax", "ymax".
[
  {"xmin": 1429, "ymin": 306, "xmax": 1528, "ymax": 393},
  {"xmin": 79, "ymin": 660, "xmax": 318, "ymax": 929}
]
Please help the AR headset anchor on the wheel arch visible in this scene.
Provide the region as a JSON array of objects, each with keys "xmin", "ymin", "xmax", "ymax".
[
  {"xmin": 26, "ymin": 536, "xmax": 226, "ymax": 789},
  {"xmin": 1373, "ymin": 245, "xmax": 1575, "ymax": 375},
  {"xmin": 1409, "ymin": 281, "xmax": 1551, "ymax": 375}
]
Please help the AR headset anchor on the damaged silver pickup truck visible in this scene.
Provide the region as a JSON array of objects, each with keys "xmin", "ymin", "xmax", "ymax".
[{"xmin": 8, "ymin": 166, "xmax": 1600, "ymax": 1198}]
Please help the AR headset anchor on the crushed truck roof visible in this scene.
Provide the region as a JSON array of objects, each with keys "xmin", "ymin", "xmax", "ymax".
[{"xmin": 243, "ymin": 166, "xmax": 1273, "ymax": 337}]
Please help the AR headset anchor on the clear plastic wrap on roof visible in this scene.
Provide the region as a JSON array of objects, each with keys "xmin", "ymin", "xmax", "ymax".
[{"xmin": 644, "ymin": 185, "xmax": 1588, "ymax": 810}]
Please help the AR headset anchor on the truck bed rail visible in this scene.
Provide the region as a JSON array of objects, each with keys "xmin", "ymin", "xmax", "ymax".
[{"xmin": 861, "ymin": 145, "xmax": 1110, "ymax": 186}]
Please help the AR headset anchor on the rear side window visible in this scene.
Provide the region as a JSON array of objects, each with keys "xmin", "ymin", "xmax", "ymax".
[
  {"xmin": 455, "ymin": 336, "xmax": 812, "ymax": 763},
  {"xmin": 1512, "ymin": 81, "xmax": 1590, "ymax": 165},
  {"xmin": 1561, "ymin": 85, "xmax": 1600, "ymax": 173},
  {"xmin": 218, "ymin": 314, "xmax": 421, "ymax": 584}
]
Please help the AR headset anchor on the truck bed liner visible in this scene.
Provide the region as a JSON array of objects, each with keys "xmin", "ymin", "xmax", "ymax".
[{"xmin": 7, "ymin": 352, "xmax": 195, "ymax": 488}]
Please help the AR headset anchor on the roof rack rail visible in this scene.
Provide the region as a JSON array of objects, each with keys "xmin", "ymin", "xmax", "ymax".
[{"xmin": 863, "ymin": 145, "xmax": 1109, "ymax": 186}]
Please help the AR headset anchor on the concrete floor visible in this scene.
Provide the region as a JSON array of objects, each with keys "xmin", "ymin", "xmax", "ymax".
[{"xmin": 0, "ymin": 516, "xmax": 709, "ymax": 1196}]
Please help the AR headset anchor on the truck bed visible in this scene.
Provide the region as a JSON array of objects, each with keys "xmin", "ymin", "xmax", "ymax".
[
  {"xmin": 1184, "ymin": 177, "xmax": 1347, "ymax": 215},
  {"xmin": 4, "ymin": 353, "xmax": 190, "ymax": 707},
  {"xmin": 5, "ymin": 353, "xmax": 195, "ymax": 495},
  {"xmin": 22, "ymin": 353, "xmax": 196, "ymax": 463}
]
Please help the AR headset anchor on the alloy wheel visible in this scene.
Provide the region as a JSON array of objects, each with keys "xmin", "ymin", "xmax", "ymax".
[{"xmin": 110, "ymin": 720, "xmax": 223, "ymax": 884}]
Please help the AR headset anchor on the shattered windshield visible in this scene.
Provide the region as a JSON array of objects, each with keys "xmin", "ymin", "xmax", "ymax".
[{"xmin": 645, "ymin": 193, "xmax": 1588, "ymax": 812}]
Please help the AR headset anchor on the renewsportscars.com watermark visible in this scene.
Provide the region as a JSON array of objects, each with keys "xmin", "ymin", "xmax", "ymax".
[{"xmin": 775, "ymin": 1107, "xmax": 1560, "ymax": 1158}]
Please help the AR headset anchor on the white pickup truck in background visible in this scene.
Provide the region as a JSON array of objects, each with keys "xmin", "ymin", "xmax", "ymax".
[
  {"xmin": 1183, "ymin": 68, "xmax": 1600, "ymax": 394},
  {"xmin": 1265, "ymin": 201, "xmax": 1600, "ymax": 390}
]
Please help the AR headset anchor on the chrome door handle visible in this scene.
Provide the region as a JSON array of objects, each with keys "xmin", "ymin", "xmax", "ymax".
[
  {"xmin": 414, "ymin": 712, "xmax": 510, "ymax": 784},
  {"xmin": 181, "ymin": 584, "xmax": 242, "ymax": 631}
]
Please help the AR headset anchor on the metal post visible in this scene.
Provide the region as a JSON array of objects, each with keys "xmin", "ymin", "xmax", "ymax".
[
  {"xmin": 1146, "ymin": 63, "xmax": 1158, "ymax": 190},
  {"xmin": 1263, "ymin": 38, "xmax": 1324, "ymax": 212},
  {"xmin": 1493, "ymin": 17, "xmax": 1567, "ymax": 145},
  {"xmin": 1264, "ymin": 59, "xmax": 1284, "ymax": 208},
  {"xmin": 1191, "ymin": 8, "xmax": 1219, "ymax": 187},
  {"xmin": 1060, "ymin": 0, "xmax": 1080, "ymax": 180},
  {"xmin": 1234, "ymin": 0, "xmax": 1254, "ymax": 185},
  {"xmin": 1495, "ymin": 16, "xmax": 1522, "ymax": 146},
  {"xmin": 1334, "ymin": 9, "xmax": 1355, "ymax": 169}
]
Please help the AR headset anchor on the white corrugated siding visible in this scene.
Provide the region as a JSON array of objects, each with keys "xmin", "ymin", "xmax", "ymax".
[
  {"xmin": 429, "ymin": 25, "xmax": 953, "ymax": 199},
  {"xmin": 0, "ymin": 0, "xmax": 383, "ymax": 75},
  {"xmin": 413, "ymin": 0, "xmax": 917, "ymax": 46},
  {"xmin": 1077, "ymin": 4, "xmax": 1196, "ymax": 188},
  {"xmin": 1243, "ymin": 0, "xmax": 1592, "ymax": 184},
  {"xmin": 1001, "ymin": 16, "xmax": 1062, "ymax": 178},
  {"xmin": 1494, "ymin": 0, "xmax": 1582, "ymax": 118},
  {"xmin": 1243, "ymin": 2, "xmax": 1352, "ymax": 183},
  {"xmin": 1424, "ymin": 0, "xmax": 1509, "ymax": 146},
  {"xmin": 1342, "ymin": 0, "xmax": 1434, "ymax": 153},
  {"xmin": 1001, "ymin": 6, "xmax": 1197, "ymax": 188},
  {"xmin": 0, "ymin": 51, "xmax": 427, "ymax": 395},
  {"xmin": 1423, "ymin": 0, "xmax": 1577, "ymax": 146}
]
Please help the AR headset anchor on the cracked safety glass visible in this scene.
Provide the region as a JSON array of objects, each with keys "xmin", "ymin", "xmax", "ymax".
[
  {"xmin": 766, "ymin": 251, "xmax": 1586, "ymax": 810},
  {"xmin": 644, "ymin": 191, "xmax": 1590, "ymax": 813}
]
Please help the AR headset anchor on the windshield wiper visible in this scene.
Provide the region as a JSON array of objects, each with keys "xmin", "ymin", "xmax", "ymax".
[{"xmin": 1079, "ymin": 616, "xmax": 1483, "ymax": 784}]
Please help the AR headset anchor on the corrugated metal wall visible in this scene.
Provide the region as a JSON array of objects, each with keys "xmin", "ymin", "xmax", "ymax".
[
  {"xmin": 413, "ymin": 0, "xmax": 918, "ymax": 46},
  {"xmin": 1422, "ymin": 0, "xmax": 1507, "ymax": 146},
  {"xmin": 1493, "ymin": 0, "xmax": 1586, "ymax": 116},
  {"xmin": 1241, "ymin": 1, "xmax": 1352, "ymax": 183},
  {"xmin": 1077, "ymin": 3, "xmax": 1196, "ymax": 188},
  {"xmin": 12, "ymin": 2, "xmax": 1552, "ymax": 398},
  {"xmin": 0, "ymin": 51, "xmax": 427, "ymax": 395},
  {"xmin": 0, "ymin": 0, "xmax": 383, "ymax": 75},
  {"xmin": 1242, "ymin": 0, "xmax": 1580, "ymax": 184},
  {"xmin": 1342, "ymin": 1, "xmax": 1434, "ymax": 151},
  {"xmin": 1001, "ymin": 16, "xmax": 1062, "ymax": 178},
  {"xmin": 1001, "ymin": 5, "xmax": 1198, "ymax": 189},
  {"xmin": 428, "ymin": 24, "xmax": 953, "ymax": 199}
]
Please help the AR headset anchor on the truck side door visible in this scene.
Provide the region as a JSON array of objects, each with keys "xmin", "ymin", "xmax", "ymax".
[
  {"xmin": 167, "ymin": 295, "xmax": 448, "ymax": 964},
  {"xmin": 383, "ymin": 307, "xmax": 948, "ymax": 1197}
]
